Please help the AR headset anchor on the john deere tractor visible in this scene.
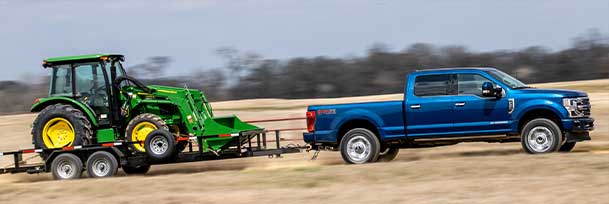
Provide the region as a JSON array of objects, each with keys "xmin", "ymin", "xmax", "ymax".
[{"xmin": 31, "ymin": 54, "xmax": 260, "ymax": 160}]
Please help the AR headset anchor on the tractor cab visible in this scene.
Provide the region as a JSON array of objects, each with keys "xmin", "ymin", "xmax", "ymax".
[{"xmin": 42, "ymin": 54, "xmax": 127, "ymax": 127}]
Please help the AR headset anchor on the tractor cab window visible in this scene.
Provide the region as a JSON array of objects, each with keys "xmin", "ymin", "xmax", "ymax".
[
  {"xmin": 104, "ymin": 61, "xmax": 130, "ymax": 88},
  {"xmin": 74, "ymin": 62, "xmax": 110, "ymax": 124},
  {"xmin": 50, "ymin": 65, "xmax": 73, "ymax": 97}
]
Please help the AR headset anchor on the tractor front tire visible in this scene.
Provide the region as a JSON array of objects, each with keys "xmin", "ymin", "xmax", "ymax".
[
  {"xmin": 32, "ymin": 104, "xmax": 92, "ymax": 151},
  {"xmin": 144, "ymin": 129, "xmax": 177, "ymax": 161},
  {"xmin": 126, "ymin": 113, "xmax": 168, "ymax": 153}
]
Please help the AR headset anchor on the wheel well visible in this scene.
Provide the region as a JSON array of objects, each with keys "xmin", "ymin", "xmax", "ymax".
[
  {"xmin": 518, "ymin": 109, "xmax": 563, "ymax": 133},
  {"xmin": 336, "ymin": 119, "xmax": 381, "ymax": 145}
]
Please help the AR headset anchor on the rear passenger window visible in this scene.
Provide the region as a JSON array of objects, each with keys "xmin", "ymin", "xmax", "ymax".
[{"xmin": 414, "ymin": 74, "xmax": 451, "ymax": 96}]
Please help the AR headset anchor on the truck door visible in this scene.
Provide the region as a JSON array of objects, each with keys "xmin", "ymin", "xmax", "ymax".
[
  {"xmin": 452, "ymin": 73, "xmax": 511, "ymax": 134},
  {"xmin": 405, "ymin": 74, "xmax": 455, "ymax": 136}
]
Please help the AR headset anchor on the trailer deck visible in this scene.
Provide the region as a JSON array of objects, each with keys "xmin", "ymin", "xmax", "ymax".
[{"xmin": 0, "ymin": 130, "xmax": 307, "ymax": 179}]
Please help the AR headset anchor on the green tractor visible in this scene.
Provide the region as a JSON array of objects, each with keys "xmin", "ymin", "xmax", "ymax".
[{"xmin": 31, "ymin": 54, "xmax": 260, "ymax": 160}]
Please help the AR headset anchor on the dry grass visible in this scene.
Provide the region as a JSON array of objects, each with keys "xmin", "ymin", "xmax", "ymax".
[{"xmin": 0, "ymin": 79, "xmax": 608, "ymax": 204}]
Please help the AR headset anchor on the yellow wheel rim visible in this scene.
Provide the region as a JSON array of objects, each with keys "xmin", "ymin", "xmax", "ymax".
[
  {"xmin": 42, "ymin": 118, "xmax": 75, "ymax": 148},
  {"xmin": 132, "ymin": 122, "xmax": 157, "ymax": 152}
]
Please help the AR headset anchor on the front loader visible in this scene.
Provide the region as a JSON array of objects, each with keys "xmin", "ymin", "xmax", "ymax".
[{"xmin": 30, "ymin": 54, "xmax": 260, "ymax": 162}]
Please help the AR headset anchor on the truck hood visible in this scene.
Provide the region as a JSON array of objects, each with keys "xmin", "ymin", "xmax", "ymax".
[{"xmin": 515, "ymin": 88, "xmax": 587, "ymax": 97}]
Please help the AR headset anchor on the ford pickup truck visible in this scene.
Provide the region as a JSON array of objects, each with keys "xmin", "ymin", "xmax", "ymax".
[{"xmin": 303, "ymin": 67, "xmax": 594, "ymax": 164}]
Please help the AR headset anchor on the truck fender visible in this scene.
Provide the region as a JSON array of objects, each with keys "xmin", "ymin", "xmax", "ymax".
[
  {"xmin": 331, "ymin": 109, "xmax": 384, "ymax": 139},
  {"xmin": 512, "ymin": 99, "xmax": 567, "ymax": 129}
]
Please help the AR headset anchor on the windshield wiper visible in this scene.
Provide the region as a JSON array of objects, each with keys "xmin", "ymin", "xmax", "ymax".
[{"xmin": 513, "ymin": 86, "xmax": 532, "ymax": 89}]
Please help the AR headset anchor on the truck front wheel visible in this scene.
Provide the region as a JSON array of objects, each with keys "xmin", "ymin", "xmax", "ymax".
[
  {"xmin": 340, "ymin": 128, "xmax": 380, "ymax": 164},
  {"xmin": 521, "ymin": 118, "xmax": 563, "ymax": 154}
]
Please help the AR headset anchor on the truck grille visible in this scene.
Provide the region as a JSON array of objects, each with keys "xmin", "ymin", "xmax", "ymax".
[{"xmin": 579, "ymin": 98, "xmax": 591, "ymax": 117}]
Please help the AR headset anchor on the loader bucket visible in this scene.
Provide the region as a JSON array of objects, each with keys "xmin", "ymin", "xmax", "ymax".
[{"xmin": 202, "ymin": 115, "xmax": 262, "ymax": 151}]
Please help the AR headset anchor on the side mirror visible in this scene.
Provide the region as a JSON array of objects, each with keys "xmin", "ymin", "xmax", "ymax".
[{"xmin": 482, "ymin": 82, "xmax": 502, "ymax": 98}]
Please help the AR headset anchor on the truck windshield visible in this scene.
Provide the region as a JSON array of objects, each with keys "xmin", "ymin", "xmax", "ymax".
[{"xmin": 485, "ymin": 70, "xmax": 529, "ymax": 89}]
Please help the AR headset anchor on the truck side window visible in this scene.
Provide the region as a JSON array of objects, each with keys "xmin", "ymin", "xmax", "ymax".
[
  {"xmin": 457, "ymin": 74, "xmax": 493, "ymax": 96},
  {"xmin": 414, "ymin": 74, "xmax": 451, "ymax": 96}
]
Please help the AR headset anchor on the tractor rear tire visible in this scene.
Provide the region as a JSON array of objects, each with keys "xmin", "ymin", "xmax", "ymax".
[
  {"xmin": 144, "ymin": 129, "xmax": 177, "ymax": 161},
  {"xmin": 32, "ymin": 104, "xmax": 92, "ymax": 152},
  {"xmin": 126, "ymin": 113, "xmax": 168, "ymax": 153},
  {"xmin": 122, "ymin": 164, "xmax": 151, "ymax": 175}
]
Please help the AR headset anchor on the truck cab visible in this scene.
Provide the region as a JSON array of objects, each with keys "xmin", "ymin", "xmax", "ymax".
[{"xmin": 304, "ymin": 67, "xmax": 594, "ymax": 164}]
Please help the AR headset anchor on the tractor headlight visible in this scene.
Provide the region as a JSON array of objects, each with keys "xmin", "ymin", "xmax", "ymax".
[{"xmin": 562, "ymin": 97, "xmax": 591, "ymax": 118}]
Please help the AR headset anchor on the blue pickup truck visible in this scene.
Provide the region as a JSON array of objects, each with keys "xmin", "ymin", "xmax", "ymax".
[{"xmin": 304, "ymin": 67, "xmax": 594, "ymax": 164}]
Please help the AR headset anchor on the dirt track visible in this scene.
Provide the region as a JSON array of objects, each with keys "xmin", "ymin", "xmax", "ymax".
[{"xmin": 0, "ymin": 79, "xmax": 608, "ymax": 204}]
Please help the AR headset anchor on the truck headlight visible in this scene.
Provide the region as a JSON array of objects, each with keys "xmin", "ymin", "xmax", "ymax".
[{"xmin": 562, "ymin": 97, "xmax": 591, "ymax": 118}]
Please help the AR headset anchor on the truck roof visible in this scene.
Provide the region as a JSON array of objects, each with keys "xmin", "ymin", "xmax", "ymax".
[
  {"xmin": 414, "ymin": 67, "xmax": 497, "ymax": 73},
  {"xmin": 43, "ymin": 53, "xmax": 124, "ymax": 67}
]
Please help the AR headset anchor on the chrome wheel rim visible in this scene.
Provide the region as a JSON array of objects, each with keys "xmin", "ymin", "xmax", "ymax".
[
  {"xmin": 91, "ymin": 158, "xmax": 110, "ymax": 176},
  {"xmin": 150, "ymin": 135, "xmax": 169, "ymax": 155},
  {"xmin": 346, "ymin": 135, "xmax": 371, "ymax": 163},
  {"xmin": 527, "ymin": 126, "xmax": 554, "ymax": 152},
  {"xmin": 57, "ymin": 160, "xmax": 76, "ymax": 179}
]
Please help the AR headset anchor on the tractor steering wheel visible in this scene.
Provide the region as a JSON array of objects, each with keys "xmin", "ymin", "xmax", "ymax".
[{"xmin": 113, "ymin": 76, "xmax": 151, "ymax": 93}]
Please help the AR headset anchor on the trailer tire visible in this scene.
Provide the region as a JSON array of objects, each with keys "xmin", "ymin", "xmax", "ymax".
[
  {"xmin": 340, "ymin": 128, "xmax": 380, "ymax": 164},
  {"xmin": 377, "ymin": 147, "xmax": 399, "ymax": 162},
  {"xmin": 144, "ymin": 129, "xmax": 177, "ymax": 161},
  {"xmin": 122, "ymin": 164, "xmax": 151, "ymax": 175},
  {"xmin": 86, "ymin": 151, "xmax": 118, "ymax": 178},
  {"xmin": 521, "ymin": 118, "xmax": 563, "ymax": 154},
  {"xmin": 126, "ymin": 113, "xmax": 168, "ymax": 153},
  {"xmin": 51, "ymin": 153, "xmax": 83, "ymax": 180}
]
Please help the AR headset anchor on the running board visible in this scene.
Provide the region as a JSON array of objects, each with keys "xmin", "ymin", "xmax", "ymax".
[{"xmin": 413, "ymin": 135, "xmax": 520, "ymax": 143}]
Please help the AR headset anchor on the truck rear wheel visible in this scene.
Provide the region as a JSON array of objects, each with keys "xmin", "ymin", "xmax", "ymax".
[
  {"xmin": 340, "ymin": 128, "xmax": 380, "ymax": 164},
  {"xmin": 126, "ymin": 113, "xmax": 168, "ymax": 153},
  {"xmin": 521, "ymin": 118, "xmax": 563, "ymax": 154},
  {"xmin": 377, "ymin": 147, "xmax": 399, "ymax": 162},
  {"xmin": 32, "ymin": 104, "xmax": 92, "ymax": 150},
  {"xmin": 51, "ymin": 153, "xmax": 83, "ymax": 180},
  {"xmin": 86, "ymin": 151, "xmax": 118, "ymax": 178}
]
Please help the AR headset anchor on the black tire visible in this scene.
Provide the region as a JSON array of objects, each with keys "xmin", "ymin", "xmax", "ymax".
[
  {"xmin": 340, "ymin": 128, "xmax": 381, "ymax": 164},
  {"xmin": 377, "ymin": 147, "xmax": 399, "ymax": 162},
  {"xmin": 559, "ymin": 142, "xmax": 577, "ymax": 152},
  {"xmin": 126, "ymin": 113, "xmax": 168, "ymax": 153},
  {"xmin": 122, "ymin": 164, "xmax": 151, "ymax": 175},
  {"xmin": 31, "ymin": 104, "xmax": 92, "ymax": 150},
  {"xmin": 521, "ymin": 118, "xmax": 563, "ymax": 154},
  {"xmin": 86, "ymin": 151, "xmax": 119, "ymax": 178},
  {"xmin": 144, "ymin": 129, "xmax": 177, "ymax": 161},
  {"xmin": 51, "ymin": 153, "xmax": 83, "ymax": 180}
]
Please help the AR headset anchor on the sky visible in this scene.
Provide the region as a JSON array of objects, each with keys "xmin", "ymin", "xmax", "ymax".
[{"xmin": 0, "ymin": 0, "xmax": 608, "ymax": 81}]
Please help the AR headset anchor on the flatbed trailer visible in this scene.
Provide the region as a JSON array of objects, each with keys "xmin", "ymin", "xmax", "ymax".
[{"xmin": 0, "ymin": 130, "xmax": 307, "ymax": 180}]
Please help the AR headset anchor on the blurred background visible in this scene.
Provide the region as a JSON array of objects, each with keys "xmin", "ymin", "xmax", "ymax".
[{"xmin": 0, "ymin": 0, "xmax": 608, "ymax": 114}]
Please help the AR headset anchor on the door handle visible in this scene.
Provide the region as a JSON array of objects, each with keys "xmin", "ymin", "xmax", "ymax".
[
  {"xmin": 410, "ymin": 104, "xmax": 421, "ymax": 109},
  {"xmin": 455, "ymin": 102, "xmax": 466, "ymax": 107}
]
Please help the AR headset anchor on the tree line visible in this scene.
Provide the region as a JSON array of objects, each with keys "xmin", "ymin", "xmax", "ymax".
[{"xmin": 0, "ymin": 30, "xmax": 607, "ymax": 114}]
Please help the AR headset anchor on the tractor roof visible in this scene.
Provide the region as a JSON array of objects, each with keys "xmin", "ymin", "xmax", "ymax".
[{"xmin": 43, "ymin": 54, "xmax": 124, "ymax": 67}]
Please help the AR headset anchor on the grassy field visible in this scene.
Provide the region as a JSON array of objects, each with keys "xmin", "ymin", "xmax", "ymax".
[{"xmin": 0, "ymin": 79, "xmax": 608, "ymax": 204}]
